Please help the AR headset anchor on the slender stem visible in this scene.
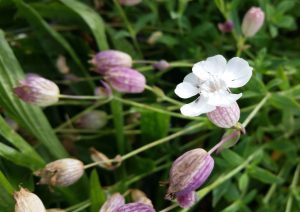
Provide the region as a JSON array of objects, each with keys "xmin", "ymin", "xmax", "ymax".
[
  {"xmin": 208, "ymin": 131, "xmax": 240, "ymax": 155},
  {"xmin": 113, "ymin": 96, "xmax": 202, "ymax": 121},
  {"xmin": 242, "ymin": 93, "xmax": 271, "ymax": 128},
  {"xmin": 145, "ymin": 85, "xmax": 183, "ymax": 106},
  {"xmin": 112, "ymin": 0, "xmax": 142, "ymax": 56},
  {"xmin": 133, "ymin": 60, "xmax": 157, "ymax": 64},
  {"xmin": 84, "ymin": 123, "xmax": 204, "ymax": 169},
  {"xmin": 59, "ymin": 94, "xmax": 104, "ymax": 100},
  {"xmin": 285, "ymin": 164, "xmax": 300, "ymax": 212}
]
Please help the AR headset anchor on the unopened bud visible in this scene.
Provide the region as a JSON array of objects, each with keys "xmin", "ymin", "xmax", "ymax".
[
  {"xmin": 131, "ymin": 189, "xmax": 153, "ymax": 207},
  {"xmin": 152, "ymin": 60, "xmax": 170, "ymax": 71},
  {"xmin": 176, "ymin": 191, "xmax": 197, "ymax": 208},
  {"xmin": 207, "ymin": 102, "xmax": 240, "ymax": 128},
  {"xmin": 166, "ymin": 148, "xmax": 214, "ymax": 208},
  {"xmin": 94, "ymin": 81, "xmax": 112, "ymax": 98},
  {"xmin": 90, "ymin": 147, "xmax": 121, "ymax": 170},
  {"xmin": 119, "ymin": 0, "xmax": 142, "ymax": 6},
  {"xmin": 100, "ymin": 193, "xmax": 125, "ymax": 212},
  {"xmin": 115, "ymin": 202, "xmax": 155, "ymax": 212},
  {"xmin": 242, "ymin": 7, "xmax": 264, "ymax": 37},
  {"xmin": 147, "ymin": 31, "xmax": 163, "ymax": 45},
  {"xmin": 14, "ymin": 74, "xmax": 60, "ymax": 107},
  {"xmin": 56, "ymin": 55, "xmax": 70, "ymax": 74},
  {"xmin": 14, "ymin": 187, "xmax": 46, "ymax": 212},
  {"xmin": 218, "ymin": 20, "xmax": 234, "ymax": 33},
  {"xmin": 90, "ymin": 50, "xmax": 132, "ymax": 74},
  {"xmin": 104, "ymin": 67, "xmax": 146, "ymax": 93},
  {"xmin": 76, "ymin": 111, "xmax": 108, "ymax": 130},
  {"xmin": 35, "ymin": 158, "xmax": 84, "ymax": 187}
]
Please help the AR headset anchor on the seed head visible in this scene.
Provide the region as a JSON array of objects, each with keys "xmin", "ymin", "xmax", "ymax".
[
  {"xmin": 34, "ymin": 158, "xmax": 84, "ymax": 187},
  {"xmin": 14, "ymin": 187, "xmax": 46, "ymax": 212},
  {"xmin": 13, "ymin": 74, "xmax": 60, "ymax": 107}
]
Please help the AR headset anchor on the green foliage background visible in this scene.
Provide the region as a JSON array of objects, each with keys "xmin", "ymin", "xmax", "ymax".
[{"xmin": 0, "ymin": 0, "xmax": 300, "ymax": 211}]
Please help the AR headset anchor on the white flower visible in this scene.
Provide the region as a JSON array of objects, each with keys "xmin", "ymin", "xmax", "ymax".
[{"xmin": 175, "ymin": 55, "xmax": 252, "ymax": 117}]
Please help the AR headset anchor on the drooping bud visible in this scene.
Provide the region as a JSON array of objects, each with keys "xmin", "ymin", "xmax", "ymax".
[
  {"xmin": 104, "ymin": 67, "xmax": 146, "ymax": 93},
  {"xmin": 218, "ymin": 20, "xmax": 234, "ymax": 33},
  {"xmin": 76, "ymin": 111, "xmax": 108, "ymax": 130},
  {"xmin": 99, "ymin": 193, "xmax": 125, "ymax": 212},
  {"xmin": 13, "ymin": 74, "xmax": 60, "ymax": 107},
  {"xmin": 119, "ymin": 0, "xmax": 142, "ymax": 6},
  {"xmin": 94, "ymin": 81, "xmax": 112, "ymax": 98},
  {"xmin": 242, "ymin": 7, "xmax": 265, "ymax": 37},
  {"xmin": 90, "ymin": 147, "xmax": 122, "ymax": 170},
  {"xmin": 115, "ymin": 202, "xmax": 155, "ymax": 212},
  {"xmin": 34, "ymin": 158, "xmax": 84, "ymax": 187},
  {"xmin": 176, "ymin": 191, "xmax": 197, "ymax": 208},
  {"xmin": 14, "ymin": 187, "xmax": 46, "ymax": 212},
  {"xmin": 207, "ymin": 102, "xmax": 240, "ymax": 128},
  {"xmin": 131, "ymin": 189, "xmax": 153, "ymax": 207},
  {"xmin": 90, "ymin": 50, "xmax": 132, "ymax": 74},
  {"xmin": 166, "ymin": 148, "xmax": 214, "ymax": 208},
  {"xmin": 152, "ymin": 60, "xmax": 170, "ymax": 71}
]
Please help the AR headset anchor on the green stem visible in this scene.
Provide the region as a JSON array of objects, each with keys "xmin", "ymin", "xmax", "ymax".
[
  {"xmin": 242, "ymin": 93, "xmax": 271, "ymax": 128},
  {"xmin": 285, "ymin": 164, "xmax": 300, "ymax": 212},
  {"xmin": 113, "ymin": 96, "xmax": 203, "ymax": 121},
  {"xmin": 145, "ymin": 85, "xmax": 183, "ymax": 106},
  {"xmin": 84, "ymin": 122, "xmax": 204, "ymax": 169},
  {"xmin": 112, "ymin": 0, "xmax": 142, "ymax": 56}
]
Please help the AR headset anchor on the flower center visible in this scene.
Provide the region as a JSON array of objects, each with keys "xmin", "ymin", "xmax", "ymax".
[{"xmin": 200, "ymin": 75, "xmax": 226, "ymax": 93}]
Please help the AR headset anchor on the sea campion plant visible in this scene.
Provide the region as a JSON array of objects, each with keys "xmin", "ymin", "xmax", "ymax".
[{"xmin": 0, "ymin": 1, "xmax": 299, "ymax": 212}]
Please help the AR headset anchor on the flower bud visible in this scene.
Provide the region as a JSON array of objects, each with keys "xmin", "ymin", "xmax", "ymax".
[
  {"xmin": 166, "ymin": 148, "xmax": 214, "ymax": 208},
  {"xmin": 34, "ymin": 158, "xmax": 84, "ymax": 187},
  {"xmin": 119, "ymin": 0, "xmax": 142, "ymax": 6},
  {"xmin": 207, "ymin": 102, "xmax": 240, "ymax": 128},
  {"xmin": 14, "ymin": 74, "xmax": 60, "ymax": 107},
  {"xmin": 176, "ymin": 191, "xmax": 197, "ymax": 208},
  {"xmin": 56, "ymin": 55, "xmax": 70, "ymax": 74},
  {"xmin": 115, "ymin": 202, "xmax": 155, "ymax": 212},
  {"xmin": 104, "ymin": 67, "xmax": 146, "ymax": 93},
  {"xmin": 152, "ymin": 60, "xmax": 170, "ymax": 71},
  {"xmin": 242, "ymin": 7, "xmax": 264, "ymax": 37},
  {"xmin": 90, "ymin": 50, "xmax": 132, "ymax": 74},
  {"xmin": 76, "ymin": 111, "xmax": 108, "ymax": 130},
  {"xmin": 90, "ymin": 147, "xmax": 121, "ymax": 170},
  {"xmin": 14, "ymin": 187, "xmax": 46, "ymax": 212},
  {"xmin": 218, "ymin": 20, "xmax": 234, "ymax": 33},
  {"xmin": 147, "ymin": 31, "xmax": 163, "ymax": 45},
  {"xmin": 131, "ymin": 189, "xmax": 153, "ymax": 207},
  {"xmin": 99, "ymin": 193, "xmax": 125, "ymax": 212}
]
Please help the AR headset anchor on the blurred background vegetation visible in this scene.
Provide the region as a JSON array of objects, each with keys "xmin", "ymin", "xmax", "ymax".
[{"xmin": 0, "ymin": 0, "xmax": 300, "ymax": 211}]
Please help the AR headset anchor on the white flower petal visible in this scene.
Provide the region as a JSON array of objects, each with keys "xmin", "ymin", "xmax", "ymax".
[
  {"xmin": 192, "ymin": 55, "xmax": 227, "ymax": 80},
  {"xmin": 183, "ymin": 73, "xmax": 201, "ymax": 86},
  {"xmin": 180, "ymin": 97, "xmax": 216, "ymax": 116},
  {"xmin": 224, "ymin": 57, "xmax": 253, "ymax": 88},
  {"xmin": 205, "ymin": 90, "xmax": 242, "ymax": 107},
  {"xmin": 175, "ymin": 82, "xmax": 198, "ymax": 99}
]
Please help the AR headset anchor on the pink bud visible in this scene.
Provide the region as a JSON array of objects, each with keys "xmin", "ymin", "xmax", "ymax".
[
  {"xmin": 115, "ymin": 202, "xmax": 155, "ymax": 212},
  {"xmin": 207, "ymin": 102, "xmax": 240, "ymax": 128},
  {"xmin": 119, "ymin": 0, "xmax": 142, "ymax": 6},
  {"xmin": 13, "ymin": 74, "xmax": 60, "ymax": 107},
  {"xmin": 166, "ymin": 148, "xmax": 214, "ymax": 208},
  {"xmin": 99, "ymin": 193, "xmax": 125, "ymax": 212},
  {"xmin": 94, "ymin": 81, "xmax": 112, "ymax": 97},
  {"xmin": 218, "ymin": 20, "xmax": 234, "ymax": 33},
  {"xmin": 242, "ymin": 7, "xmax": 265, "ymax": 37},
  {"xmin": 104, "ymin": 67, "xmax": 146, "ymax": 93},
  {"xmin": 152, "ymin": 60, "xmax": 170, "ymax": 71},
  {"xmin": 90, "ymin": 50, "xmax": 132, "ymax": 74},
  {"xmin": 76, "ymin": 110, "xmax": 108, "ymax": 130},
  {"xmin": 176, "ymin": 191, "xmax": 197, "ymax": 208}
]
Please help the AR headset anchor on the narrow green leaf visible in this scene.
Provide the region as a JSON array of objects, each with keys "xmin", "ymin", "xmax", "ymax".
[
  {"xmin": 0, "ymin": 30, "xmax": 68, "ymax": 159},
  {"xmin": 270, "ymin": 94, "xmax": 300, "ymax": 109},
  {"xmin": 221, "ymin": 149, "xmax": 245, "ymax": 167},
  {"xmin": 247, "ymin": 165, "xmax": 283, "ymax": 184},
  {"xmin": 89, "ymin": 170, "xmax": 106, "ymax": 212},
  {"xmin": 0, "ymin": 171, "xmax": 14, "ymax": 195},
  {"xmin": 60, "ymin": 0, "xmax": 109, "ymax": 50},
  {"xmin": 238, "ymin": 173, "xmax": 249, "ymax": 193}
]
